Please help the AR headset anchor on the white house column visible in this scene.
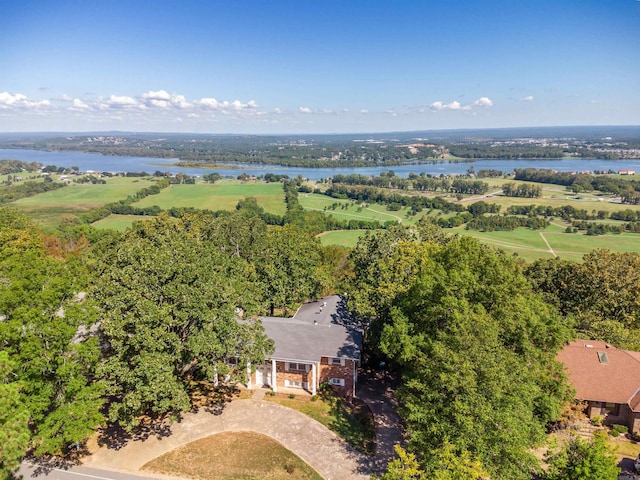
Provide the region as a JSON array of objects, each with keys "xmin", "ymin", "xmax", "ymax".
[
  {"xmin": 247, "ymin": 362, "xmax": 252, "ymax": 389},
  {"xmin": 271, "ymin": 359, "xmax": 277, "ymax": 392},
  {"xmin": 311, "ymin": 362, "xmax": 317, "ymax": 395}
]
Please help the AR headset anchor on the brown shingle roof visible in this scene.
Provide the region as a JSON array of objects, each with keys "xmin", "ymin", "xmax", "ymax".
[{"xmin": 557, "ymin": 339, "xmax": 640, "ymax": 411}]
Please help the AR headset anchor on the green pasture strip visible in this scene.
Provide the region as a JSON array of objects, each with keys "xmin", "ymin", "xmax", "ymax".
[
  {"xmin": 455, "ymin": 225, "xmax": 640, "ymax": 263},
  {"xmin": 92, "ymin": 214, "xmax": 153, "ymax": 231},
  {"xmin": 317, "ymin": 229, "xmax": 372, "ymax": 248},
  {"xmin": 298, "ymin": 193, "xmax": 424, "ymax": 225},
  {"xmin": 482, "ymin": 193, "xmax": 640, "ymax": 214},
  {"xmin": 543, "ymin": 231, "xmax": 640, "ymax": 256},
  {"xmin": 9, "ymin": 177, "xmax": 157, "ymax": 230},
  {"xmin": 11, "ymin": 177, "xmax": 157, "ymax": 210},
  {"xmin": 132, "ymin": 180, "xmax": 286, "ymax": 215},
  {"xmin": 0, "ymin": 172, "xmax": 44, "ymax": 185}
]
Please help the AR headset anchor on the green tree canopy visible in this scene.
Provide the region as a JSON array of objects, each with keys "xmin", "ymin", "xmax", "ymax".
[
  {"xmin": 544, "ymin": 432, "xmax": 619, "ymax": 480},
  {"xmin": 94, "ymin": 215, "xmax": 273, "ymax": 429},
  {"xmin": 0, "ymin": 208, "xmax": 104, "ymax": 458},
  {"xmin": 526, "ymin": 250, "xmax": 640, "ymax": 349},
  {"xmin": 348, "ymin": 229, "xmax": 571, "ymax": 480}
]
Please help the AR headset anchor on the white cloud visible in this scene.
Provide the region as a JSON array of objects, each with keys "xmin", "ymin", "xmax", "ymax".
[
  {"xmin": 71, "ymin": 98, "xmax": 89, "ymax": 110},
  {"xmin": 140, "ymin": 90, "xmax": 191, "ymax": 109},
  {"xmin": 0, "ymin": 92, "xmax": 51, "ymax": 109},
  {"xmin": 299, "ymin": 106, "xmax": 313, "ymax": 114},
  {"xmin": 198, "ymin": 97, "xmax": 220, "ymax": 109},
  {"xmin": 431, "ymin": 100, "xmax": 463, "ymax": 111},
  {"xmin": 519, "ymin": 95, "xmax": 534, "ymax": 102},
  {"xmin": 273, "ymin": 107, "xmax": 283, "ymax": 114},
  {"xmin": 360, "ymin": 109, "xmax": 369, "ymax": 114},
  {"xmin": 472, "ymin": 97, "xmax": 493, "ymax": 107},
  {"xmin": 100, "ymin": 95, "xmax": 139, "ymax": 110},
  {"xmin": 431, "ymin": 97, "xmax": 492, "ymax": 111}
]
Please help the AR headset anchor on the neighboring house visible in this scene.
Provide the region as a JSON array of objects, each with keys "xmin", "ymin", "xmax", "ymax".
[
  {"xmin": 247, "ymin": 295, "xmax": 362, "ymax": 397},
  {"xmin": 557, "ymin": 339, "xmax": 640, "ymax": 432}
]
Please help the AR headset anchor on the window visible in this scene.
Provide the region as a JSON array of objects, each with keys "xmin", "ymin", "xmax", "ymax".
[
  {"xmin": 284, "ymin": 380, "xmax": 309, "ymax": 389},
  {"xmin": 286, "ymin": 362, "xmax": 309, "ymax": 372},
  {"xmin": 329, "ymin": 378, "xmax": 345, "ymax": 387},
  {"xmin": 329, "ymin": 357, "xmax": 345, "ymax": 366},
  {"xmin": 604, "ymin": 402, "xmax": 620, "ymax": 416}
]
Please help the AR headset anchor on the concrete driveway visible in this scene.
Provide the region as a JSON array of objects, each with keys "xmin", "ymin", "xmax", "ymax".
[{"xmin": 84, "ymin": 398, "xmax": 372, "ymax": 480}]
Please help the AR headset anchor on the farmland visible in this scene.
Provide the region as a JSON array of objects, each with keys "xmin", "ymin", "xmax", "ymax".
[
  {"xmin": 3, "ymin": 173, "xmax": 640, "ymax": 262},
  {"xmin": 8, "ymin": 176, "xmax": 157, "ymax": 230},
  {"xmin": 132, "ymin": 180, "xmax": 287, "ymax": 215}
]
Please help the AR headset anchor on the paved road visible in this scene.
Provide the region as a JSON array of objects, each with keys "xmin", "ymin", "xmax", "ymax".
[{"xmin": 18, "ymin": 462, "xmax": 158, "ymax": 480}]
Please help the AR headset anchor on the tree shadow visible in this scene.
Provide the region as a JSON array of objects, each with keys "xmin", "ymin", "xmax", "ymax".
[
  {"xmin": 23, "ymin": 447, "xmax": 87, "ymax": 476},
  {"xmin": 97, "ymin": 383, "xmax": 239, "ymax": 451},
  {"xmin": 97, "ymin": 420, "xmax": 172, "ymax": 451}
]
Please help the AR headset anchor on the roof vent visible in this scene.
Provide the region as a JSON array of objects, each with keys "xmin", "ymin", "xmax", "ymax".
[
  {"xmin": 585, "ymin": 344, "xmax": 593, "ymax": 348},
  {"xmin": 597, "ymin": 351, "xmax": 609, "ymax": 364}
]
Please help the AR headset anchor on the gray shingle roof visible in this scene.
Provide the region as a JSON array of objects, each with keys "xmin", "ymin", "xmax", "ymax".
[{"xmin": 260, "ymin": 295, "xmax": 362, "ymax": 363}]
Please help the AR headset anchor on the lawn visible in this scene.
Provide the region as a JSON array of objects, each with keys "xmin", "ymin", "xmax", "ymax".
[
  {"xmin": 92, "ymin": 214, "xmax": 154, "ymax": 231},
  {"xmin": 299, "ymin": 192, "xmax": 423, "ymax": 225},
  {"xmin": 455, "ymin": 223, "xmax": 640, "ymax": 263},
  {"xmin": 317, "ymin": 229, "xmax": 373, "ymax": 248},
  {"xmin": 264, "ymin": 391, "xmax": 375, "ymax": 455},
  {"xmin": 132, "ymin": 180, "xmax": 287, "ymax": 215},
  {"xmin": 8, "ymin": 176, "xmax": 157, "ymax": 230},
  {"xmin": 470, "ymin": 178, "xmax": 640, "ymax": 215},
  {"xmin": 142, "ymin": 431, "xmax": 323, "ymax": 480}
]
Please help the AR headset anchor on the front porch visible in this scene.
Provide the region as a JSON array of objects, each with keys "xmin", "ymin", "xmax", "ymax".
[{"xmin": 247, "ymin": 359, "xmax": 319, "ymax": 395}]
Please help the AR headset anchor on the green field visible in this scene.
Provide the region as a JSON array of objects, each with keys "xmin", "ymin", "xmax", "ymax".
[
  {"xmin": 469, "ymin": 178, "xmax": 640, "ymax": 215},
  {"xmin": 6, "ymin": 174, "xmax": 640, "ymax": 261},
  {"xmin": 455, "ymin": 222, "xmax": 640, "ymax": 262},
  {"xmin": 132, "ymin": 180, "xmax": 287, "ymax": 215},
  {"xmin": 317, "ymin": 229, "xmax": 373, "ymax": 248},
  {"xmin": 299, "ymin": 193, "xmax": 425, "ymax": 225},
  {"xmin": 8, "ymin": 176, "xmax": 157, "ymax": 230},
  {"xmin": 92, "ymin": 214, "xmax": 155, "ymax": 231}
]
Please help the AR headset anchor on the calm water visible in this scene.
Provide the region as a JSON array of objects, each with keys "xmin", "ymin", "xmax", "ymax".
[{"xmin": 2, "ymin": 148, "xmax": 640, "ymax": 180}]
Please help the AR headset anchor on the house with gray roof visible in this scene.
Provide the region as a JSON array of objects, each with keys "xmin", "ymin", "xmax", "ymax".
[{"xmin": 247, "ymin": 295, "xmax": 362, "ymax": 397}]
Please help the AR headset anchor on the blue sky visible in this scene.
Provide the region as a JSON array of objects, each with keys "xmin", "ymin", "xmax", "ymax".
[{"xmin": 0, "ymin": 0, "xmax": 638, "ymax": 133}]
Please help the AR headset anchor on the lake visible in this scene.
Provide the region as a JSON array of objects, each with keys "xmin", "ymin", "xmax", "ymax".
[{"xmin": 2, "ymin": 148, "xmax": 640, "ymax": 180}]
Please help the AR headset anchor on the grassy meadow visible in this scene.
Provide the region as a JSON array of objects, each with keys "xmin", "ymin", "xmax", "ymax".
[
  {"xmin": 7, "ymin": 176, "xmax": 157, "ymax": 230},
  {"xmin": 298, "ymin": 192, "xmax": 425, "ymax": 225},
  {"xmin": 4, "ymin": 173, "xmax": 640, "ymax": 262},
  {"xmin": 132, "ymin": 180, "xmax": 287, "ymax": 215}
]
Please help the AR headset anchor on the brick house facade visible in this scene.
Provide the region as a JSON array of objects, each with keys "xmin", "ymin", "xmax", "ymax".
[{"xmin": 247, "ymin": 295, "xmax": 362, "ymax": 397}]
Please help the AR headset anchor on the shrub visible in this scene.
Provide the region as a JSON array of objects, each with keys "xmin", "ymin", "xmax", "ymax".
[
  {"xmin": 591, "ymin": 415, "xmax": 603, "ymax": 426},
  {"xmin": 266, "ymin": 390, "xmax": 276, "ymax": 397},
  {"xmin": 610, "ymin": 424, "xmax": 628, "ymax": 437},
  {"xmin": 288, "ymin": 393, "xmax": 296, "ymax": 399}
]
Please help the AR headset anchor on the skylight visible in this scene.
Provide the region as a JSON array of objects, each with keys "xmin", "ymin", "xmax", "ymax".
[{"xmin": 597, "ymin": 351, "xmax": 609, "ymax": 364}]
